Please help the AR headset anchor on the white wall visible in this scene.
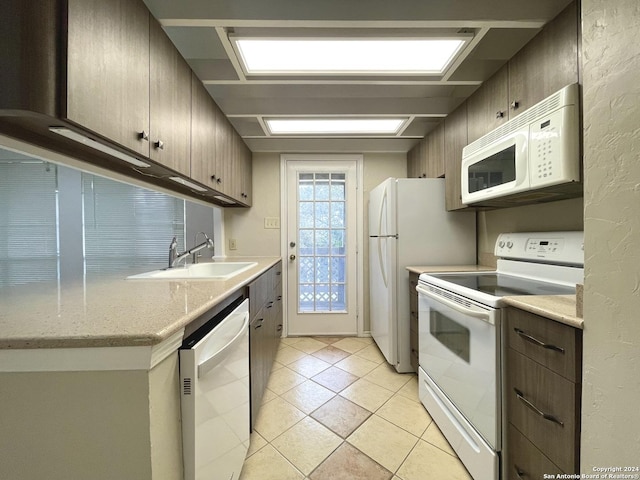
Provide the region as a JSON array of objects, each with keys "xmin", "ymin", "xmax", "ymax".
[
  {"xmin": 581, "ymin": 0, "xmax": 640, "ymax": 467},
  {"xmin": 225, "ymin": 152, "xmax": 407, "ymax": 332}
]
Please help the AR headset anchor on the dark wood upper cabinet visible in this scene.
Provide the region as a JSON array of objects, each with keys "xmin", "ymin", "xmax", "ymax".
[
  {"xmin": 216, "ymin": 107, "xmax": 235, "ymax": 198},
  {"xmin": 0, "ymin": 0, "xmax": 252, "ymax": 208},
  {"xmin": 426, "ymin": 123, "xmax": 445, "ymax": 179},
  {"xmin": 444, "ymin": 102, "xmax": 471, "ymax": 211},
  {"xmin": 65, "ymin": 0, "xmax": 150, "ymax": 157},
  {"xmin": 190, "ymin": 74, "xmax": 218, "ymax": 191},
  {"xmin": 406, "ymin": 122, "xmax": 444, "ymax": 180},
  {"xmin": 149, "ymin": 16, "xmax": 192, "ymax": 177},
  {"xmin": 508, "ymin": 1, "xmax": 579, "ymax": 114},
  {"xmin": 466, "ymin": 65, "xmax": 509, "ymax": 144}
]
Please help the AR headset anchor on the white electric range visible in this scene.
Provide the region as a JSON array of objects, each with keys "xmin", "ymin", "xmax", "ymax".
[{"xmin": 416, "ymin": 231, "xmax": 583, "ymax": 480}]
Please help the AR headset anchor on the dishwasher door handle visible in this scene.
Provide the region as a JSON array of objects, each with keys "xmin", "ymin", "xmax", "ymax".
[{"xmin": 197, "ymin": 312, "xmax": 249, "ymax": 379}]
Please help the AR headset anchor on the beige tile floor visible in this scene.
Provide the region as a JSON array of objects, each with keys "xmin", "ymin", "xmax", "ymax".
[{"xmin": 239, "ymin": 336, "xmax": 472, "ymax": 480}]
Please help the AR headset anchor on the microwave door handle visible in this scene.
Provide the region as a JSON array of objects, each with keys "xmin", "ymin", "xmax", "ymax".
[{"xmin": 416, "ymin": 285, "xmax": 493, "ymax": 325}]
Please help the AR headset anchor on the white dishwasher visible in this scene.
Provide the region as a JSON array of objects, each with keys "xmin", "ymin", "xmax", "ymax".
[{"xmin": 180, "ymin": 297, "xmax": 250, "ymax": 480}]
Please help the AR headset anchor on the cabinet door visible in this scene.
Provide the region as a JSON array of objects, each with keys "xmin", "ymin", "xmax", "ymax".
[
  {"xmin": 249, "ymin": 311, "xmax": 266, "ymax": 429},
  {"xmin": 508, "ymin": 1, "xmax": 579, "ymax": 114},
  {"xmin": 426, "ymin": 122, "xmax": 445, "ymax": 178},
  {"xmin": 466, "ymin": 65, "xmax": 509, "ymax": 143},
  {"xmin": 66, "ymin": 0, "xmax": 150, "ymax": 156},
  {"xmin": 507, "ymin": 348, "xmax": 580, "ymax": 473},
  {"xmin": 190, "ymin": 75, "xmax": 217, "ymax": 190},
  {"xmin": 149, "ymin": 17, "xmax": 191, "ymax": 177},
  {"xmin": 230, "ymin": 131, "xmax": 249, "ymax": 203},
  {"xmin": 444, "ymin": 102, "xmax": 471, "ymax": 211},
  {"xmin": 406, "ymin": 144, "xmax": 419, "ymax": 178},
  {"xmin": 238, "ymin": 139, "xmax": 253, "ymax": 206},
  {"xmin": 213, "ymin": 104, "xmax": 234, "ymax": 197},
  {"xmin": 409, "ymin": 272, "xmax": 419, "ymax": 372}
]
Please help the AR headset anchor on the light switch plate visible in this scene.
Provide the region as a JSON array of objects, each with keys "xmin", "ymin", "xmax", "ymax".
[{"xmin": 264, "ymin": 217, "xmax": 280, "ymax": 229}]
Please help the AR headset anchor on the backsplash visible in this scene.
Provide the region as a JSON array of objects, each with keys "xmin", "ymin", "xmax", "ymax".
[
  {"xmin": 477, "ymin": 197, "xmax": 584, "ymax": 266},
  {"xmin": 0, "ymin": 147, "xmax": 217, "ymax": 286}
]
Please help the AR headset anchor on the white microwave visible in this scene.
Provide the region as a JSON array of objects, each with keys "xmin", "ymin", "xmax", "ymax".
[{"xmin": 461, "ymin": 83, "xmax": 580, "ymax": 205}]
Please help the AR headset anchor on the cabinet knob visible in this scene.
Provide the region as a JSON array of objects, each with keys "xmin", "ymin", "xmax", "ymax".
[
  {"xmin": 154, "ymin": 140, "xmax": 164, "ymax": 150},
  {"xmin": 421, "ymin": 173, "xmax": 427, "ymax": 178},
  {"xmin": 210, "ymin": 175, "xmax": 216, "ymax": 181},
  {"xmin": 496, "ymin": 111, "xmax": 505, "ymax": 119},
  {"xmin": 510, "ymin": 100, "xmax": 520, "ymax": 110},
  {"xmin": 138, "ymin": 131, "xmax": 149, "ymax": 141},
  {"xmin": 217, "ymin": 178, "xmax": 222, "ymax": 184}
]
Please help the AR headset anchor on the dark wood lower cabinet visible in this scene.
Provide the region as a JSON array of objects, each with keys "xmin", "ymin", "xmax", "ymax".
[
  {"xmin": 249, "ymin": 261, "xmax": 282, "ymax": 429},
  {"xmin": 409, "ymin": 272, "xmax": 419, "ymax": 372},
  {"xmin": 504, "ymin": 307, "xmax": 582, "ymax": 477},
  {"xmin": 506, "ymin": 424, "xmax": 563, "ymax": 480}
]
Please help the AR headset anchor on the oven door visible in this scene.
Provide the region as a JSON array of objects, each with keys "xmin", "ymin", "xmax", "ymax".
[{"xmin": 417, "ymin": 282, "xmax": 500, "ymax": 449}]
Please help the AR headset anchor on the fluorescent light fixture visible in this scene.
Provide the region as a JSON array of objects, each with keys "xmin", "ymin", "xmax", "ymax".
[
  {"xmin": 233, "ymin": 38, "xmax": 467, "ymax": 75},
  {"xmin": 169, "ymin": 176, "xmax": 207, "ymax": 192},
  {"xmin": 49, "ymin": 127, "xmax": 151, "ymax": 168},
  {"xmin": 265, "ymin": 118, "xmax": 407, "ymax": 135},
  {"xmin": 213, "ymin": 195, "xmax": 236, "ymax": 204}
]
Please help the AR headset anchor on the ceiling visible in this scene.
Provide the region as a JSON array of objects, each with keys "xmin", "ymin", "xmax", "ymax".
[{"xmin": 142, "ymin": 0, "xmax": 573, "ymax": 153}]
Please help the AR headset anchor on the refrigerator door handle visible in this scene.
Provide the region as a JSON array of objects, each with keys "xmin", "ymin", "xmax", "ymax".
[
  {"xmin": 378, "ymin": 185, "xmax": 387, "ymax": 237},
  {"xmin": 376, "ymin": 185, "xmax": 389, "ymax": 288},
  {"xmin": 378, "ymin": 236, "xmax": 388, "ymax": 288}
]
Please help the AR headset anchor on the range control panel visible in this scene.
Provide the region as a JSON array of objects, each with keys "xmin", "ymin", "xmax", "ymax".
[{"xmin": 495, "ymin": 231, "xmax": 583, "ymax": 266}]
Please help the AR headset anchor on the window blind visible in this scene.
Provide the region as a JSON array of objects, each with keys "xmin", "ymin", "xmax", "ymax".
[
  {"xmin": 0, "ymin": 161, "xmax": 59, "ymax": 286},
  {"xmin": 82, "ymin": 174, "xmax": 186, "ymax": 275}
]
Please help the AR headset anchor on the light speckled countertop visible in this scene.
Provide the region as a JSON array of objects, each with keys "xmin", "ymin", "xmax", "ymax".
[
  {"xmin": 503, "ymin": 295, "xmax": 583, "ymax": 329},
  {"xmin": 406, "ymin": 265, "xmax": 495, "ymax": 274},
  {"xmin": 0, "ymin": 257, "xmax": 281, "ymax": 349}
]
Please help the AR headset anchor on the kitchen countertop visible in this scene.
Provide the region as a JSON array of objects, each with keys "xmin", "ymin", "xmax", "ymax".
[
  {"xmin": 503, "ymin": 295, "xmax": 583, "ymax": 329},
  {"xmin": 0, "ymin": 256, "xmax": 281, "ymax": 349},
  {"xmin": 406, "ymin": 265, "xmax": 495, "ymax": 274}
]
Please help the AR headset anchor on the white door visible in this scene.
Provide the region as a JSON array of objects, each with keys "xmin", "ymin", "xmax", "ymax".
[{"xmin": 285, "ymin": 158, "xmax": 359, "ymax": 335}]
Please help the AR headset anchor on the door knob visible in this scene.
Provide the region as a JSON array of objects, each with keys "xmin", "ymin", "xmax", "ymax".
[
  {"xmin": 289, "ymin": 254, "xmax": 296, "ymax": 261},
  {"xmin": 290, "ymin": 241, "xmax": 296, "ymax": 248}
]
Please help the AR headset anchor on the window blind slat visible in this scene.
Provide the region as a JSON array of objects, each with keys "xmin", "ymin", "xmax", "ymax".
[{"xmin": 0, "ymin": 161, "xmax": 59, "ymax": 286}]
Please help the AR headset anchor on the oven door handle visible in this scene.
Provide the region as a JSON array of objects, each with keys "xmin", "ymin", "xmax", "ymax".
[{"xmin": 417, "ymin": 285, "xmax": 494, "ymax": 325}]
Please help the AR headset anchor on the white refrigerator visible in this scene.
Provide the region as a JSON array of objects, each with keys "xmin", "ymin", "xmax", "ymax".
[{"xmin": 368, "ymin": 178, "xmax": 476, "ymax": 373}]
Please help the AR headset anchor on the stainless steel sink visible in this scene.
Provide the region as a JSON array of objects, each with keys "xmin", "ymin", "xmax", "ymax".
[{"xmin": 126, "ymin": 261, "xmax": 258, "ymax": 280}]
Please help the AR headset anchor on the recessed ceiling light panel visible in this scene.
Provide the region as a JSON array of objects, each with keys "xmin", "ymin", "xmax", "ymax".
[
  {"xmin": 265, "ymin": 118, "xmax": 407, "ymax": 135},
  {"xmin": 232, "ymin": 37, "xmax": 468, "ymax": 75}
]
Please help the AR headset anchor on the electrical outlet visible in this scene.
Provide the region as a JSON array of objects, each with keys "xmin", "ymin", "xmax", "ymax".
[
  {"xmin": 229, "ymin": 238, "xmax": 237, "ymax": 250},
  {"xmin": 264, "ymin": 217, "xmax": 280, "ymax": 229}
]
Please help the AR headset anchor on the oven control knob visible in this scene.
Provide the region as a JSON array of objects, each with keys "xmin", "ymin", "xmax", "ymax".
[
  {"xmin": 498, "ymin": 241, "xmax": 505, "ymax": 248},
  {"xmin": 507, "ymin": 241, "xmax": 513, "ymax": 248}
]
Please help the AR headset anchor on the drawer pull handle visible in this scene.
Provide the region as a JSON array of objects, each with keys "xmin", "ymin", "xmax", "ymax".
[
  {"xmin": 514, "ymin": 465, "xmax": 526, "ymax": 479},
  {"xmin": 514, "ymin": 328, "xmax": 565, "ymax": 353},
  {"xmin": 514, "ymin": 388, "xmax": 564, "ymax": 426}
]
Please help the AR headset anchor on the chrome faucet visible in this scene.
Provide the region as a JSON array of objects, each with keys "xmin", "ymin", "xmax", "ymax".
[
  {"xmin": 168, "ymin": 234, "xmax": 215, "ymax": 268},
  {"xmin": 192, "ymin": 231, "xmax": 215, "ymax": 264}
]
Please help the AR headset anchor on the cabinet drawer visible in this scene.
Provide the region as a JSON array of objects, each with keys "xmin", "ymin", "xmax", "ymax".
[
  {"xmin": 507, "ymin": 349, "xmax": 579, "ymax": 473},
  {"xmin": 506, "ymin": 424, "xmax": 564, "ymax": 480},
  {"xmin": 507, "ymin": 307, "xmax": 581, "ymax": 382}
]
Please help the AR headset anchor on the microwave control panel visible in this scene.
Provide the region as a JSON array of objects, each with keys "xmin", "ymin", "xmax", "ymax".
[
  {"xmin": 495, "ymin": 231, "xmax": 584, "ymax": 265},
  {"xmin": 529, "ymin": 105, "xmax": 580, "ymax": 187}
]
